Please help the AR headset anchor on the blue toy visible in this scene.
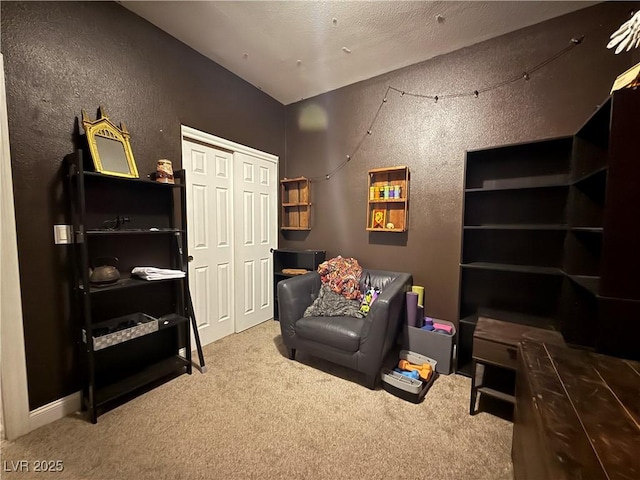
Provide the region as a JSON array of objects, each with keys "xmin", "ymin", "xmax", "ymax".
[{"xmin": 394, "ymin": 368, "xmax": 420, "ymax": 380}]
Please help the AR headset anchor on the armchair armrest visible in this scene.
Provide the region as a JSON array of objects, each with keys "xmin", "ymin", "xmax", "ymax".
[
  {"xmin": 366, "ymin": 272, "xmax": 412, "ymax": 325},
  {"xmin": 359, "ymin": 272, "xmax": 413, "ymax": 372},
  {"xmin": 278, "ymin": 272, "xmax": 322, "ymax": 339}
]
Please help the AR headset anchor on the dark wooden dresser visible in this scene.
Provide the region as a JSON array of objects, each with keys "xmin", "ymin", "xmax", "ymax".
[
  {"xmin": 513, "ymin": 340, "xmax": 640, "ymax": 480},
  {"xmin": 470, "ymin": 316, "xmax": 565, "ymax": 415}
]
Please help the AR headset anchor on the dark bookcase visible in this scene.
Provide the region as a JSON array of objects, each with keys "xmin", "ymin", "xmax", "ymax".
[
  {"xmin": 67, "ymin": 150, "xmax": 192, "ymax": 422},
  {"xmin": 272, "ymin": 249, "xmax": 325, "ymax": 319},
  {"xmin": 458, "ymin": 89, "xmax": 640, "ymax": 375}
]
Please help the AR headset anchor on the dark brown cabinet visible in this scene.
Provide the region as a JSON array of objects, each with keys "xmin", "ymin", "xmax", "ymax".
[
  {"xmin": 272, "ymin": 249, "xmax": 325, "ymax": 320},
  {"xmin": 67, "ymin": 150, "xmax": 192, "ymax": 423},
  {"xmin": 513, "ymin": 340, "xmax": 640, "ymax": 480},
  {"xmin": 458, "ymin": 88, "xmax": 640, "ymax": 375},
  {"xmin": 470, "ymin": 316, "xmax": 565, "ymax": 415}
]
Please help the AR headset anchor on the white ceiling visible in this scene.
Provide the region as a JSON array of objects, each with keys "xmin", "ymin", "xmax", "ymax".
[{"xmin": 120, "ymin": 1, "xmax": 599, "ymax": 105}]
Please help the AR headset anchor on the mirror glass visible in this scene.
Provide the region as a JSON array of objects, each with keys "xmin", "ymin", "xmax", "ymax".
[{"xmin": 95, "ymin": 136, "xmax": 130, "ymax": 174}]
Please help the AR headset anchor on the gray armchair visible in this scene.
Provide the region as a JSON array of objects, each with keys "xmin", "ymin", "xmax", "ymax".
[{"xmin": 278, "ymin": 269, "xmax": 413, "ymax": 388}]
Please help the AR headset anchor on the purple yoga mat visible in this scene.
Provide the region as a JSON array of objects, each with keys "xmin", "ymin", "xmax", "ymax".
[
  {"xmin": 406, "ymin": 292, "xmax": 419, "ymax": 327},
  {"xmin": 416, "ymin": 305, "xmax": 424, "ymax": 328}
]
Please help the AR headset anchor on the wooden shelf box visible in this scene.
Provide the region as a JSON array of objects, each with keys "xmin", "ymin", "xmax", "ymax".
[
  {"xmin": 366, "ymin": 166, "xmax": 409, "ymax": 232},
  {"xmin": 281, "ymin": 176, "xmax": 311, "ymax": 230}
]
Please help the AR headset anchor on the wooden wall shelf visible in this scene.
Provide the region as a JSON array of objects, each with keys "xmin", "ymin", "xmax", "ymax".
[
  {"xmin": 280, "ymin": 176, "xmax": 311, "ymax": 230},
  {"xmin": 366, "ymin": 166, "xmax": 409, "ymax": 232}
]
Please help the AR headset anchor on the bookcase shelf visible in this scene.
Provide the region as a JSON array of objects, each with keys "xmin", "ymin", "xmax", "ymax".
[
  {"xmin": 272, "ymin": 249, "xmax": 325, "ymax": 320},
  {"xmin": 458, "ymin": 90, "xmax": 640, "ymax": 374},
  {"xmin": 67, "ymin": 150, "xmax": 192, "ymax": 423}
]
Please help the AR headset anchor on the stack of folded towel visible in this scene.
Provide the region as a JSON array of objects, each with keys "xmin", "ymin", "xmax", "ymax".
[{"xmin": 131, "ymin": 267, "xmax": 185, "ymax": 280}]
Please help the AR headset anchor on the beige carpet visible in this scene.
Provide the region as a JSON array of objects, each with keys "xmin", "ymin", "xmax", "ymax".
[{"xmin": 1, "ymin": 321, "xmax": 513, "ymax": 479}]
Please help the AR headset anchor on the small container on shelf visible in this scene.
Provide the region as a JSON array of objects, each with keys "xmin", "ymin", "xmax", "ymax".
[
  {"xmin": 85, "ymin": 312, "xmax": 158, "ymax": 351},
  {"xmin": 155, "ymin": 159, "xmax": 175, "ymax": 184}
]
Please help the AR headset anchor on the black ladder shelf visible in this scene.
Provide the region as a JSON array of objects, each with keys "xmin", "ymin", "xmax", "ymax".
[{"xmin": 67, "ymin": 150, "xmax": 205, "ymax": 423}]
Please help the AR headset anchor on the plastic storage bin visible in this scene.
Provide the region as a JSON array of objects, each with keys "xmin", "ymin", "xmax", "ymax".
[
  {"xmin": 403, "ymin": 319, "xmax": 456, "ymax": 374},
  {"xmin": 381, "ymin": 350, "xmax": 437, "ymax": 403}
]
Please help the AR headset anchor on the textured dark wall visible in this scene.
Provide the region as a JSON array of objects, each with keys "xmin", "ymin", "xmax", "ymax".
[
  {"xmin": 3, "ymin": 0, "xmax": 639, "ymax": 410},
  {"xmin": 1, "ymin": 1, "xmax": 285, "ymax": 409},
  {"xmin": 282, "ymin": 2, "xmax": 639, "ymax": 323}
]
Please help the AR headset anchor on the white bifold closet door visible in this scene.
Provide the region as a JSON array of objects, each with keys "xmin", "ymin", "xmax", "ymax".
[{"xmin": 182, "ymin": 134, "xmax": 277, "ymax": 347}]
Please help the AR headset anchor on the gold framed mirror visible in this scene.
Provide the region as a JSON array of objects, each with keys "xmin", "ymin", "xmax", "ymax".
[{"xmin": 81, "ymin": 107, "xmax": 139, "ymax": 178}]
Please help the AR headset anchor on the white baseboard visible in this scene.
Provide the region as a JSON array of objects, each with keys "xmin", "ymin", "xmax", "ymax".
[{"xmin": 29, "ymin": 391, "xmax": 81, "ymax": 432}]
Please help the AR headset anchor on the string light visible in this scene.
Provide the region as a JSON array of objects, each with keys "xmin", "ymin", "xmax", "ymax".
[{"xmin": 307, "ymin": 36, "xmax": 583, "ymax": 183}]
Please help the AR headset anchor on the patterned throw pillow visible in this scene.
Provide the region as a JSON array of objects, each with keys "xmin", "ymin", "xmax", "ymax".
[{"xmin": 317, "ymin": 256, "xmax": 362, "ymax": 300}]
